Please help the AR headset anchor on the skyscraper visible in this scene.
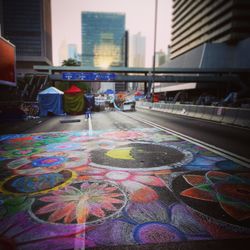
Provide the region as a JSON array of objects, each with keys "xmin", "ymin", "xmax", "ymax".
[
  {"xmin": 0, "ymin": 0, "xmax": 52, "ymax": 74},
  {"xmin": 81, "ymin": 12, "xmax": 126, "ymax": 68},
  {"xmin": 170, "ymin": 0, "xmax": 250, "ymax": 58},
  {"xmin": 81, "ymin": 12, "xmax": 127, "ymax": 92},
  {"xmin": 68, "ymin": 44, "xmax": 78, "ymax": 61},
  {"xmin": 129, "ymin": 32, "xmax": 146, "ymax": 91},
  {"xmin": 130, "ymin": 32, "xmax": 146, "ymax": 67},
  {"xmin": 58, "ymin": 39, "xmax": 68, "ymax": 66},
  {"xmin": 155, "ymin": 50, "xmax": 166, "ymax": 67},
  {"xmin": 156, "ymin": 0, "xmax": 250, "ymax": 99}
]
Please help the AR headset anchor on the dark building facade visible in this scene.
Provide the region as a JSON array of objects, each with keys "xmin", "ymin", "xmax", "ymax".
[
  {"xmin": 170, "ymin": 0, "xmax": 250, "ymax": 58},
  {"xmin": 155, "ymin": 0, "xmax": 250, "ymax": 103},
  {"xmin": 0, "ymin": 0, "xmax": 52, "ymax": 75}
]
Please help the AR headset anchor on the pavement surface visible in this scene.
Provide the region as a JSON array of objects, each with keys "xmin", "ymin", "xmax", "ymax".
[
  {"xmin": 0, "ymin": 111, "xmax": 250, "ymax": 250},
  {"xmin": 132, "ymin": 107, "xmax": 250, "ymax": 159},
  {"xmin": 0, "ymin": 117, "xmax": 49, "ymax": 135}
]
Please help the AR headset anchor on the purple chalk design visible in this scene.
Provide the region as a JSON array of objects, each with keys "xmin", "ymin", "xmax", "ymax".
[
  {"xmin": 124, "ymin": 201, "xmax": 170, "ymax": 224},
  {"xmin": 45, "ymin": 142, "xmax": 84, "ymax": 152},
  {"xmin": 133, "ymin": 222, "xmax": 186, "ymax": 244},
  {"xmin": 0, "ymin": 212, "xmax": 95, "ymax": 250},
  {"xmin": 87, "ymin": 219, "xmax": 136, "ymax": 246},
  {"xmin": 32, "ymin": 156, "xmax": 67, "ymax": 167}
]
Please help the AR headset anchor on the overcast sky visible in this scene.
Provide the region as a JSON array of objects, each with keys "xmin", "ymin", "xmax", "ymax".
[{"xmin": 51, "ymin": 0, "xmax": 172, "ymax": 66}]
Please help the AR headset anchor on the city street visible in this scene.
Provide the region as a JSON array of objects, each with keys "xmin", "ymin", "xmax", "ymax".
[
  {"xmin": 1, "ymin": 0, "xmax": 250, "ymax": 249},
  {"xmin": 0, "ymin": 109, "xmax": 249, "ymax": 249}
]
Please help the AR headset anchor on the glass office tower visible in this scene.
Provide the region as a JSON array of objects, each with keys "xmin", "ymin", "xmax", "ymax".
[{"xmin": 81, "ymin": 12, "xmax": 126, "ymax": 68}]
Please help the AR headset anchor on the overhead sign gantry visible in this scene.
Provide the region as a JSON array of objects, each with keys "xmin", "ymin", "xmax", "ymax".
[{"xmin": 33, "ymin": 65, "xmax": 250, "ymax": 86}]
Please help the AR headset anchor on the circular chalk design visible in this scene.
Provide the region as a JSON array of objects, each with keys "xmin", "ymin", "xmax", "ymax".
[
  {"xmin": 0, "ymin": 170, "xmax": 75, "ymax": 195},
  {"xmin": 32, "ymin": 156, "xmax": 67, "ymax": 168},
  {"xmin": 133, "ymin": 222, "xmax": 186, "ymax": 243},
  {"xmin": 90, "ymin": 142, "xmax": 193, "ymax": 171},
  {"xmin": 30, "ymin": 180, "xmax": 128, "ymax": 225}
]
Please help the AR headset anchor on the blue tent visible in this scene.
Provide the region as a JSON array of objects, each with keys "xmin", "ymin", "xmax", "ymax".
[
  {"xmin": 38, "ymin": 87, "xmax": 64, "ymax": 116},
  {"xmin": 104, "ymin": 89, "xmax": 114, "ymax": 94}
]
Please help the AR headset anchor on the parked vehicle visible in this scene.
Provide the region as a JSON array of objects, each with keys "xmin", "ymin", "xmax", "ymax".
[{"xmin": 121, "ymin": 100, "xmax": 136, "ymax": 111}]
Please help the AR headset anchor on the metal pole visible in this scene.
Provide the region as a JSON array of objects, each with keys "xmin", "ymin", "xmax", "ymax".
[{"xmin": 152, "ymin": 0, "xmax": 158, "ymax": 102}]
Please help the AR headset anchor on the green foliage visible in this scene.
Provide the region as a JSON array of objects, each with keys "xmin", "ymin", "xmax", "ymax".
[{"xmin": 61, "ymin": 58, "xmax": 81, "ymax": 66}]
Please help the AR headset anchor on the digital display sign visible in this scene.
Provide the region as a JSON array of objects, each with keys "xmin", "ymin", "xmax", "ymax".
[{"xmin": 0, "ymin": 37, "xmax": 16, "ymax": 87}]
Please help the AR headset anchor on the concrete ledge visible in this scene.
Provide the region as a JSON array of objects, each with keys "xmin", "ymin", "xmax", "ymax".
[
  {"xmin": 194, "ymin": 105, "xmax": 205, "ymax": 118},
  {"xmin": 233, "ymin": 109, "xmax": 250, "ymax": 127},
  {"xmin": 186, "ymin": 105, "xmax": 197, "ymax": 117},
  {"xmin": 222, "ymin": 108, "xmax": 238, "ymax": 124},
  {"xmin": 137, "ymin": 101, "xmax": 250, "ymax": 129},
  {"xmin": 202, "ymin": 106, "xmax": 214, "ymax": 120},
  {"xmin": 211, "ymin": 107, "xmax": 224, "ymax": 122}
]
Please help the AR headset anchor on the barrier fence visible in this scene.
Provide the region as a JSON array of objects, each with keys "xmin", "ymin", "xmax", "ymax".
[{"xmin": 136, "ymin": 101, "xmax": 250, "ymax": 129}]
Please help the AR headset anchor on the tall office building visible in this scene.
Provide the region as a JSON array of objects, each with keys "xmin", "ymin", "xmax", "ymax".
[
  {"xmin": 68, "ymin": 44, "xmax": 78, "ymax": 61},
  {"xmin": 156, "ymin": 0, "xmax": 250, "ymax": 100},
  {"xmin": 130, "ymin": 32, "xmax": 146, "ymax": 67},
  {"xmin": 58, "ymin": 39, "xmax": 68, "ymax": 66},
  {"xmin": 155, "ymin": 50, "xmax": 166, "ymax": 67},
  {"xmin": 81, "ymin": 12, "xmax": 127, "ymax": 92},
  {"xmin": 0, "ymin": 0, "xmax": 52, "ymax": 75},
  {"xmin": 170, "ymin": 0, "xmax": 250, "ymax": 58},
  {"xmin": 129, "ymin": 32, "xmax": 146, "ymax": 91},
  {"xmin": 81, "ymin": 12, "xmax": 126, "ymax": 67}
]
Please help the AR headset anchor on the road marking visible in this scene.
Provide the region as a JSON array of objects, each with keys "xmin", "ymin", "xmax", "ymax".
[
  {"xmin": 123, "ymin": 113, "xmax": 250, "ymax": 168},
  {"xmin": 88, "ymin": 116, "xmax": 93, "ymax": 136}
]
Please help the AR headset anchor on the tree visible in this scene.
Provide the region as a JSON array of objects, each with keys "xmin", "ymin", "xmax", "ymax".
[{"xmin": 62, "ymin": 58, "xmax": 81, "ymax": 66}]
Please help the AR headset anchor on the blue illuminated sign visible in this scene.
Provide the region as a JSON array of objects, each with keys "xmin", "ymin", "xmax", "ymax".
[{"xmin": 62, "ymin": 72, "xmax": 116, "ymax": 81}]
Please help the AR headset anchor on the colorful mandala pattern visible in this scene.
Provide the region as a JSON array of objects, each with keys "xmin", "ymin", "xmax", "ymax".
[
  {"xmin": 0, "ymin": 170, "xmax": 76, "ymax": 196},
  {"xmin": 30, "ymin": 181, "xmax": 127, "ymax": 225},
  {"xmin": 45, "ymin": 142, "xmax": 85, "ymax": 152},
  {"xmin": 90, "ymin": 142, "xmax": 193, "ymax": 171},
  {"xmin": 77, "ymin": 167, "xmax": 166, "ymax": 203},
  {"xmin": 0, "ymin": 128, "xmax": 249, "ymax": 249},
  {"xmin": 180, "ymin": 171, "xmax": 250, "ymax": 222},
  {"xmin": 87, "ymin": 201, "xmax": 209, "ymax": 246},
  {"xmin": 0, "ymin": 147, "xmax": 42, "ymax": 159},
  {"xmin": 32, "ymin": 156, "xmax": 67, "ymax": 167},
  {"xmin": 133, "ymin": 222, "xmax": 186, "ymax": 243},
  {"xmin": 0, "ymin": 212, "xmax": 93, "ymax": 249},
  {"xmin": 7, "ymin": 151, "xmax": 89, "ymax": 175},
  {"xmin": 172, "ymin": 171, "xmax": 250, "ymax": 238}
]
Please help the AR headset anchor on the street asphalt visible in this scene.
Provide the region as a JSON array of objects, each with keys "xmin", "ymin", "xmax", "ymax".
[{"xmin": 0, "ymin": 110, "xmax": 249, "ymax": 250}]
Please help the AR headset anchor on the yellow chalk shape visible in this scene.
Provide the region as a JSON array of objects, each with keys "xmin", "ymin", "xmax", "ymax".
[{"xmin": 105, "ymin": 147, "xmax": 134, "ymax": 160}]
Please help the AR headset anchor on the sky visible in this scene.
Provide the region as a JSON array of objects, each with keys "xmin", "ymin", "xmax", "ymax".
[{"xmin": 51, "ymin": 0, "xmax": 172, "ymax": 66}]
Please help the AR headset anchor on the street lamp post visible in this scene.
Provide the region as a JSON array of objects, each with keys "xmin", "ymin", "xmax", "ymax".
[{"xmin": 152, "ymin": 0, "xmax": 158, "ymax": 102}]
